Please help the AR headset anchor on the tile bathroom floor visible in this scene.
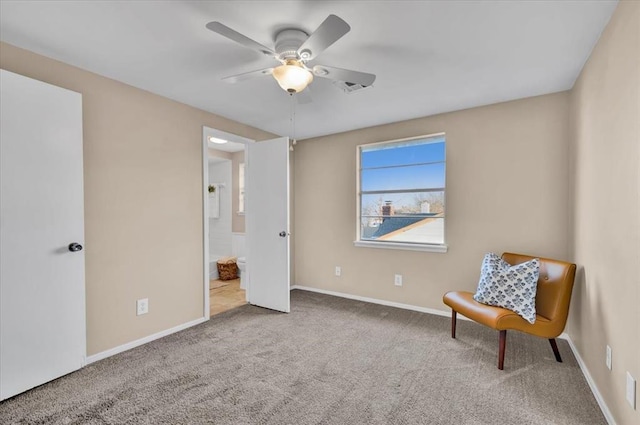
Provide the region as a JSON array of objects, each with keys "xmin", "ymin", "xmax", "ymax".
[{"xmin": 209, "ymin": 278, "xmax": 246, "ymax": 316}]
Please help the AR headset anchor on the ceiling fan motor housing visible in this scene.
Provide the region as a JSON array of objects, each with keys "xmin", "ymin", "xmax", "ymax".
[{"xmin": 274, "ymin": 29, "xmax": 309, "ymax": 61}]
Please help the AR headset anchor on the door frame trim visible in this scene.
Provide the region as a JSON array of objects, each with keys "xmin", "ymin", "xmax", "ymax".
[{"xmin": 201, "ymin": 127, "xmax": 254, "ymax": 319}]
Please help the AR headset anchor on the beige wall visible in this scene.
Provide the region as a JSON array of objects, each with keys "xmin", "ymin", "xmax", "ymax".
[
  {"xmin": 231, "ymin": 150, "xmax": 245, "ymax": 233},
  {"xmin": 0, "ymin": 42, "xmax": 274, "ymax": 356},
  {"xmin": 294, "ymin": 92, "xmax": 571, "ymax": 307},
  {"xmin": 568, "ymin": 1, "xmax": 640, "ymax": 424}
]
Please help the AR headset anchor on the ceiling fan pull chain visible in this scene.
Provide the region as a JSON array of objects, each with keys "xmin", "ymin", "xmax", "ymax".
[{"xmin": 288, "ymin": 94, "xmax": 297, "ymax": 151}]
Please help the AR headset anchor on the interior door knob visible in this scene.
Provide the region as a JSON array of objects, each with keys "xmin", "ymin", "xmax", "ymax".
[
  {"xmin": 68, "ymin": 243, "xmax": 83, "ymax": 252},
  {"xmin": 279, "ymin": 231, "xmax": 287, "ymax": 237}
]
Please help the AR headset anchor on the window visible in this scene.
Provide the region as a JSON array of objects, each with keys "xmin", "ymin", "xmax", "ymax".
[
  {"xmin": 238, "ymin": 162, "xmax": 245, "ymax": 214},
  {"xmin": 356, "ymin": 133, "xmax": 446, "ymax": 252}
]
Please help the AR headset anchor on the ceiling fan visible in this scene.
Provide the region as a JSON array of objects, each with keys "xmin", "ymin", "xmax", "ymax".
[{"xmin": 206, "ymin": 15, "xmax": 376, "ymax": 94}]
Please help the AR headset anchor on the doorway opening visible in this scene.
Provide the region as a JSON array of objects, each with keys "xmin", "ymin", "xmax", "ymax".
[{"xmin": 202, "ymin": 127, "xmax": 253, "ymax": 317}]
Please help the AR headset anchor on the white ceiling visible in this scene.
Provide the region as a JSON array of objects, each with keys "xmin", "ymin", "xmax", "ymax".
[
  {"xmin": 205, "ymin": 126, "xmax": 250, "ymax": 152},
  {"xmin": 207, "ymin": 140, "xmax": 245, "ymax": 153},
  {"xmin": 0, "ymin": 1, "xmax": 617, "ymax": 140},
  {"xmin": 208, "ymin": 142, "xmax": 245, "ymax": 153}
]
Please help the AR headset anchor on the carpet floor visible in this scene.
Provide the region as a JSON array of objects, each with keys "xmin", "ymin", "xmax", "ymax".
[{"xmin": 0, "ymin": 290, "xmax": 606, "ymax": 424}]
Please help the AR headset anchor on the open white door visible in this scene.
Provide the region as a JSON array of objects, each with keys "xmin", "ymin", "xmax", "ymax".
[
  {"xmin": 0, "ymin": 70, "xmax": 86, "ymax": 400},
  {"xmin": 246, "ymin": 137, "xmax": 290, "ymax": 312}
]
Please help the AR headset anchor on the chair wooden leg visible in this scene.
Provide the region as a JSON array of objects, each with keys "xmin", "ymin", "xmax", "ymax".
[
  {"xmin": 498, "ymin": 330, "xmax": 507, "ymax": 370},
  {"xmin": 451, "ymin": 310, "xmax": 457, "ymax": 338},
  {"xmin": 549, "ymin": 338, "xmax": 563, "ymax": 363}
]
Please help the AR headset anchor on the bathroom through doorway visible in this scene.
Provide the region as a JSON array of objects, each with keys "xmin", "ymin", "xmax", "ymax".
[{"xmin": 202, "ymin": 127, "xmax": 252, "ymax": 317}]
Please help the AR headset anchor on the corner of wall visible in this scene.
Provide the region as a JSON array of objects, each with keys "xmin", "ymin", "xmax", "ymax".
[{"xmin": 565, "ymin": 1, "xmax": 640, "ymax": 424}]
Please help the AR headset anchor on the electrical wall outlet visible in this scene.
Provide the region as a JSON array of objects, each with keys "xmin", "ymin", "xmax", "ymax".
[
  {"xmin": 136, "ymin": 298, "xmax": 149, "ymax": 316},
  {"xmin": 627, "ymin": 372, "xmax": 636, "ymax": 409},
  {"xmin": 394, "ymin": 274, "xmax": 403, "ymax": 287},
  {"xmin": 335, "ymin": 266, "xmax": 341, "ymax": 277},
  {"xmin": 606, "ymin": 345, "xmax": 612, "ymax": 370}
]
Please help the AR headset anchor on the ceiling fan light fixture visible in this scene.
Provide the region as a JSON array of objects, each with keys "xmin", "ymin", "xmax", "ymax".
[{"xmin": 272, "ymin": 61, "xmax": 313, "ymax": 93}]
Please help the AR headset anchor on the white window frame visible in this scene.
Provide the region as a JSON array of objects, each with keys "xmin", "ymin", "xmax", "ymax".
[{"xmin": 354, "ymin": 132, "xmax": 447, "ymax": 253}]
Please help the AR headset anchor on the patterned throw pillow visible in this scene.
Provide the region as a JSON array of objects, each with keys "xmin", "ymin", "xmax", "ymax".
[{"xmin": 473, "ymin": 253, "xmax": 540, "ymax": 324}]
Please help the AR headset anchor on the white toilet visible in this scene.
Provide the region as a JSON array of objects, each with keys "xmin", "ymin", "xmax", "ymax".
[{"xmin": 237, "ymin": 257, "xmax": 248, "ymax": 289}]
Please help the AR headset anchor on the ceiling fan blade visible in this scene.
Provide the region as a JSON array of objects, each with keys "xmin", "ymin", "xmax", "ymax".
[
  {"xmin": 312, "ymin": 65, "xmax": 376, "ymax": 87},
  {"xmin": 222, "ymin": 68, "xmax": 274, "ymax": 83},
  {"xmin": 297, "ymin": 15, "xmax": 350, "ymax": 61},
  {"xmin": 206, "ymin": 21, "xmax": 276, "ymax": 57}
]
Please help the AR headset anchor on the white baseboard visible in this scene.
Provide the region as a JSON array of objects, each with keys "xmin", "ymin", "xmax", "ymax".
[
  {"xmin": 564, "ymin": 334, "xmax": 617, "ymax": 425},
  {"xmin": 291, "ymin": 285, "xmax": 614, "ymax": 424},
  {"xmin": 86, "ymin": 317, "xmax": 208, "ymax": 364},
  {"xmin": 290, "ymin": 285, "xmax": 471, "ymax": 321}
]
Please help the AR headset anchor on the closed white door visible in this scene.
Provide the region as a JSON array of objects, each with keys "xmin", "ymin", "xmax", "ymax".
[
  {"xmin": 246, "ymin": 137, "xmax": 290, "ymax": 313},
  {"xmin": 0, "ymin": 70, "xmax": 86, "ymax": 400}
]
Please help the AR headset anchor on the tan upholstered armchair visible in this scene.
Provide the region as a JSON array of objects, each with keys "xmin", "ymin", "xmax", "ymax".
[{"xmin": 443, "ymin": 252, "xmax": 576, "ymax": 370}]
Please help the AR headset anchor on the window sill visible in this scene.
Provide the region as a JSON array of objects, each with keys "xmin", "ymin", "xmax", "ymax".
[{"xmin": 353, "ymin": 240, "xmax": 448, "ymax": 253}]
